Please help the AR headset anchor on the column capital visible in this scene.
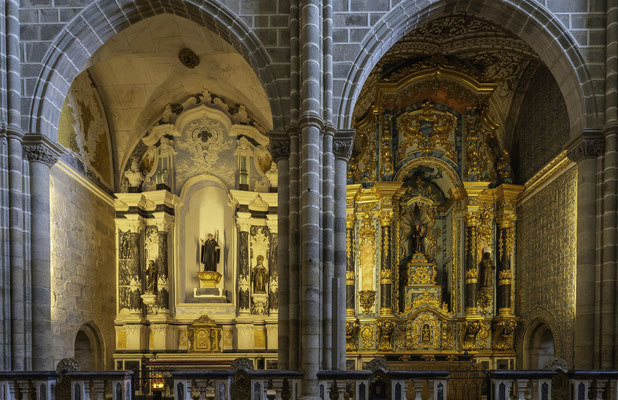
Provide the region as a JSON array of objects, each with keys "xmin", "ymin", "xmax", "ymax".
[
  {"xmin": 269, "ymin": 131, "xmax": 290, "ymax": 161},
  {"xmin": 23, "ymin": 134, "xmax": 64, "ymax": 167},
  {"xmin": 566, "ymin": 129, "xmax": 604, "ymax": 162},
  {"xmin": 334, "ymin": 130, "xmax": 355, "ymax": 161}
]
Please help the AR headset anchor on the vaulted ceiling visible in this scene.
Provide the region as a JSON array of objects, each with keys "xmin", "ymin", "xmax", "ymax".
[{"xmin": 85, "ymin": 13, "xmax": 272, "ymax": 177}]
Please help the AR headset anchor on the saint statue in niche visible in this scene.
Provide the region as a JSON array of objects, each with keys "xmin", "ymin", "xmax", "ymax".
[
  {"xmin": 200, "ymin": 233, "xmax": 220, "ymax": 272},
  {"xmin": 421, "ymin": 324, "xmax": 431, "ymax": 343},
  {"xmin": 145, "ymin": 259, "xmax": 158, "ymax": 294},
  {"xmin": 479, "ymin": 247, "xmax": 495, "ymax": 288},
  {"xmin": 252, "ymin": 255, "xmax": 268, "ymax": 293},
  {"xmin": 410, "ymin": 223, "xmax": 426, "ymax": 255}
]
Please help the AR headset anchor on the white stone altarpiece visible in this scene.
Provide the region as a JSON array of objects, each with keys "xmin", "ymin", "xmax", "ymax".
[{"xmin": 113, "ymin": 90, "xmax": 279, "ymax": 368}]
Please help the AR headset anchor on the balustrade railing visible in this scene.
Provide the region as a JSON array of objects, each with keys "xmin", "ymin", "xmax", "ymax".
[
  {"xmin": 5, "ymin": 368, "xmax": 618, "ymax": 400},
  {"xmin": 488, "ymin": 370, "xmax": 555, "ymax": 400},
  {"xmin": 172, "ymin": 369, "xmax": 449, "ymax": 400},
  {"xmin": 488, "ymin": 370, "xmax": 618, "ymax": 400},
  {"xmin": 0, "ymin": 371, "xmax": 133, "ymax": 400},
  {"xmin": 568, "ymin": 371, "xmax": 618, "ymax": 400}
]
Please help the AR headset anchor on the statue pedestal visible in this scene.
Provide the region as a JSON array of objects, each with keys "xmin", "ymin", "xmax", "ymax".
[
  {"xmin": 251, "ymin": 293, "xmax": 268, "ymax": 315},
  {"xmin": 198, "ymin": 271, "xmax": 222, "ymax": 288},
  {"xmin": 140, "ymin": 293, "xmax": 156, "ymax": 307}
]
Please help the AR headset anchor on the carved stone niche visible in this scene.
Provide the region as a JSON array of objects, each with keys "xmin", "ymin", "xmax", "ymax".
[{"xmin": 187, "ymin": 314, "xmax": 222, "ymax": 352}]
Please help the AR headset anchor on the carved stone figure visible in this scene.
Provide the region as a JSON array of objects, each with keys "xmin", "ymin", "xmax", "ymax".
[
  {"xmin": 154, "ymin": 137, "xmax": 176, "ymax": 188},
  {"xmin": 124, "ymin": 158, "xmax": 144, "ymax": 191},
  {"xmin": 252, "ymin": 255, "xmax": 268, "ymax": 293},
  {"xmin": 410, "ymin": 223, "xmax": 426, "ymax": 255},
  {"xmin": 201, "ymin": 233, "xmax": 220, "ymax": 272},
  {"xmin": 145, "ymin": 259, "xmax": 158, "ymax": 294},
  {"xmin": 479, "ymin": 249, "xmax": 495, "ymax": 288}
]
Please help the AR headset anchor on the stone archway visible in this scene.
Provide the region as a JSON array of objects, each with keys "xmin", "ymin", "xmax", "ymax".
[
  {"xmin": 525, "ymin": 321, "xmax": 556, "ymax": 369},
  {"xmin": 27, "ymin": 0, "xmax": 286, "ymax": 141},
  {"xmin": 73, "ymin": 323, "xmax": 105, "ymax": 370},
  {"xmin": 336, "ymin": 0, "xmax": 601, "ymax": 136}
]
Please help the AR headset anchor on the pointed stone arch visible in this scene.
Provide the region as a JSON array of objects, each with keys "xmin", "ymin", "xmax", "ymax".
[
  {"xmin": 337, "ymin": 0, "xmax": 601, "ymax": 136},
  {"xmin": 27, "ymin": 0, "xmax": 285, "ymax": 140}
]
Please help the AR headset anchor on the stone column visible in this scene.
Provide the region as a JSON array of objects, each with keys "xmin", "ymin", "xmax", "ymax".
[
  {"xmin": 567, "ymin": 131, "xmax": 604, "ymax": 369},
  {"xmin": 236, "ymin": 213, "xmax": 253, "ymax": 350},
  {"xmin": 237, "ymin": 213, "xmax": 251, "ymax": 315},
  {"xmin": 2, "ymin": 0, "xmax": 25, "ymax": 371},
  {"xmin": 606, "ymin": 0, "xmax": 618, "ymax": 369},
  {"xmin": 463, "ymin": 213, "xmax": 479, "ymax": 315},
  {"xmin": 333, "ymin": 131, "xmax": 353, "ymax": 370},
  {"xmin": 270, "ymin": 132, "xmax": 290, "ymax": 369},
  {"xmin": 23, "ymin": 138, "xmax": 60, "ymax": 370}
]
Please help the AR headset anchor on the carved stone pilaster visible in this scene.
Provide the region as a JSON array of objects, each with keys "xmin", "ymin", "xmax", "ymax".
[
  {"xmin": 566, "ymin": 130, "xmax": 605, "ymax": 162},
  {"xmin": 268, "ymin": 131, "xmax": 290, "ymax": 161},
  {"xmin": 334, "ymin": 130, "xmax": 355, "ymax": 161}
]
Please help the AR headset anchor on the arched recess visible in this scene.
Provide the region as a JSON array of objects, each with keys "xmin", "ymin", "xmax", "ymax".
[
  {"xmin": 27, "ymin": 0, "xmax": 285, "ymax": 140},
  {"xmin": 176, "ymin": 175, "xmax": 236, "ymax": 305},
  {"xmin": 523, "ymin": 319, "xmax": 556, "ymax": 369},
  {"xmin": 337, "ymin": 0, "xmax": 601, "ymax": 136},
  {"xmin": 73, "ymin": 322, "xmax": 105, "ymax": 370}
]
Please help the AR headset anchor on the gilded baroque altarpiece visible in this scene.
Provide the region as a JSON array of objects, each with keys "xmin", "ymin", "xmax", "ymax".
[{"xmin": 345, "ymin": 65, "xmax": 523, "ymax": 368}]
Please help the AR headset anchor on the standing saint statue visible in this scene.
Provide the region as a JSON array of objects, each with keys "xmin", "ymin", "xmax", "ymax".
[
  {"xmin": 200, "ymin": 233, "xmax": 220, "ymax": 272},
  {"xmin": 146, "ymin": 259, "xmax": 158, "ymax": 294},
  {"xmin": 410, "ymin": 223, "xmax": 426, "ymax": 255},
  {"xmin": 252, "ymin": 255, "xmax": 268, "ymax": 293},
  {"xmin": 479, "ymin": 248, "xmax": 495, "ymax": 288}
]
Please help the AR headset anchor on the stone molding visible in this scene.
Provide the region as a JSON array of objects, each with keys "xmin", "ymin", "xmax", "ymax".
[
  {"xmin": 566, "ymin": 130, "xmax": 604, "ymax": 162},
  {"xmin": 268, "ymin": 131, "xmax": 290, "ymax": 161},
  {"xmin": 334, "ymin": 130, "xmax": 355, "ymax": 161}
]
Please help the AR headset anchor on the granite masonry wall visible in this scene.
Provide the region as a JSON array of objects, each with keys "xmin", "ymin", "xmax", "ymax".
[{"xmin": 49, "ymin": 165, "xmax": 116, "ymax": 369}]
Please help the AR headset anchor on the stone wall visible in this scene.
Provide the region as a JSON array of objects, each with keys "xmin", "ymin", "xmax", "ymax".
[
  {"xmin": 49, "ymin": 165, "xmax": 116, "ymax": 369},
  {"xmin": 512, "ymin": 66, "xmax": 570, "ymax": 183},
  {"xmin": 17, "ymin": 0, "xmax": 605, "ymax": 134},
  {"xmin": 516, "ymin": 166, "xmax": 577, "ymax": 366}
]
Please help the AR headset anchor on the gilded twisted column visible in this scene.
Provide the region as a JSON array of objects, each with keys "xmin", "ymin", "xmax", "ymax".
[
  {"xmin": 464, "ymin": 212, "xmax": 479, "ymax": 315},
  {"xmin": 345, "ymin": 214, "xmax": 355, "ymax": 316},
  {"xmin": 379, "ymin": 212, "xmax": 393, "ymax": 315},
  {"xmin": 496, "ymin": 214, "xmax": 515, "ymax": 315}
]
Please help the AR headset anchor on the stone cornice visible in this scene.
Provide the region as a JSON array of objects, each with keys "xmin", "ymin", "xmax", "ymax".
[{"xmin": 566, "ymin": 129, "xmax": 604, "ymax": 162}]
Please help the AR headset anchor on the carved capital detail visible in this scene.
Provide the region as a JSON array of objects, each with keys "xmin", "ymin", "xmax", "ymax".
[
  {"xmin": 24, "ymin": 144, "xmax": 58, "ymax": 167},
  {"xmin": 268, "ymin": 131, "xmax": 290, "ymax": 161},
  {"xmin": 566, "ymin": 130, "xmax": 605, "ymax": 162},
  {"xmin": 334, "ymin": 130, "xmax": 355, "ymax": 161}
]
